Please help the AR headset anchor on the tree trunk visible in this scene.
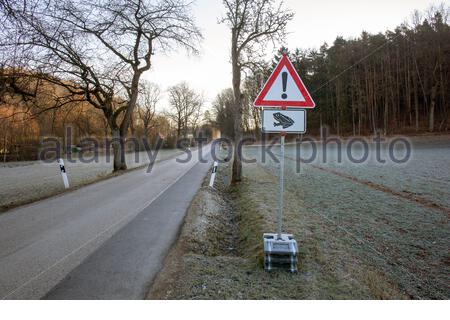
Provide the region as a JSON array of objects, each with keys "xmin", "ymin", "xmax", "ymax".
[
  {"xmin": 3, "ymin": 132, "xmax": 7, "ymax": 163},
  {"xmin": 405, "ymin": 55, "xmax": 412, "ymax": 127},
  {"xmin": 121, "ymin": 73, "xmax": 141, "ymax": 135},
  {"xmin": 429, "ymin": 84, "xmax": 438, "ymax": 132},
  {"xmin": 129, "ymin": 113, "xmax": 135, "ymax": 136},
  {"xmin": 112, "ymin": 127, "xmax": 127, "ymax": 171},
  {"xmin": 252, "ymin": 107, "xmax": 260, "ymax": 135},
  {"xmin": 231, "ymin": 29, "xmax": 243, "ymax": 183},
  {"xmin": 413, "ymin": 74, "xmax": 420, "ymax": 132},
  {"xmin": 438, "ymin": 47, "xmax": 446, "ymax": 132},
  {"xmin": 115, "ymin": 71, "xmax": 142, "ymax": 169},
  {"xmin": 384, "ymin": 97, "xmax": 388, "ymax": 136},
  {"xmin": 372, "ymin": 68, "xmax": 377, "ymax": 135},
  {"xmin": 335, "ymin": 82, "xmax": 340, "ymax": 136},
  {"xmin": 384, "ymin": 68, "xmax": 389, "ymax": 136},
  {"xmin": 320, "ymin": 114, "xmax": 324, "ymax": 141},
  {"xmin": 232, "ymin": 102, "xmax": 243, "ymax": 183}
]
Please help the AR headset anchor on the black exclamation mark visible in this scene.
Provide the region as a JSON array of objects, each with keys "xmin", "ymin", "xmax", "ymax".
[{"xmin": 281, "ymin": 72, "xmax": 288, "ymax": 100}]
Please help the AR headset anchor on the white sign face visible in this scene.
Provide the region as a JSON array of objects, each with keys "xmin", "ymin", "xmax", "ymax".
[
  {"xmin": 262, "ymin": 109, "xmax": 306, "ymax": 134},
  {"xmin": 263, "ymin": 66, "xmax": 306, "ymax": 103}
]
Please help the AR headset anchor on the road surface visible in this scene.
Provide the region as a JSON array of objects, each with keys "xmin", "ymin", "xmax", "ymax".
[{"xmin": 0, "ymin": 145, "xmax": 212, "ymax": 299}]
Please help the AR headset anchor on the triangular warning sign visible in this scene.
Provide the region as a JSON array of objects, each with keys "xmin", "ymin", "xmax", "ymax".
[{"xmin": 254, "ymin": 54, "xmax": 315, "ymax": 108}]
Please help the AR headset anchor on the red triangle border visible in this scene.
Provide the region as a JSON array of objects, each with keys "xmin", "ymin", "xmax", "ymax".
[{"xmin": 254, "ymin": 55, "xmax": 316, "ymax": 108}]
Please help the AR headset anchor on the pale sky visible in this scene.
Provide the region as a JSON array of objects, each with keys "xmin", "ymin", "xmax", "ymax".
[{"xmin": 143, "ymin": 0, "xmax": 444, "ymax": 111}]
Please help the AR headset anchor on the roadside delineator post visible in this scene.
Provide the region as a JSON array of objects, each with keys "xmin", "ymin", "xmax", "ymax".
[
  {"xmin": 58, "ymin": 158, "xmax": 70, "ymax": 189},
  {"xmin": 254, "ymin": 51, "xmax": 316, "ymax": 273},
  {"xmin": 209, "ymin": 161, "xmax": 219, "ymax": 188}
]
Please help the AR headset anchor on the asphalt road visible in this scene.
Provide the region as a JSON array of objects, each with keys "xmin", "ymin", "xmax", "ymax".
[{"xmin": 0, "ymin": 145, "xmax": 212, "ymax": 299}]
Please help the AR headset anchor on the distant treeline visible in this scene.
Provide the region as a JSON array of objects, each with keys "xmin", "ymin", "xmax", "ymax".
[{"xmin": 219, "ymin": 5, "xmax": 449, "ymax": 137}]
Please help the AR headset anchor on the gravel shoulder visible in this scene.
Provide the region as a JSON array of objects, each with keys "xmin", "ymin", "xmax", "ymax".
[{"xmin": 147, "ymin": 159, "xmax": 241, "ymax": 299}]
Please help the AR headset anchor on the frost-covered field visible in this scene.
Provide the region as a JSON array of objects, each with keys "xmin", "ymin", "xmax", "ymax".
[
  {"xmin": 244, "ymin": 136, "xmax": 450, "ymax": 299},
  {"xmin": 0, "ymin": 149, "xmax": 182, "ymax": 210},
  {"xmin": 310, "ymin": 137, "xmax": 450, "ymax": 210}
]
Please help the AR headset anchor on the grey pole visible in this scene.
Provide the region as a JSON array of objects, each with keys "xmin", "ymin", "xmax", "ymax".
[{"xmin": 277, "ymin": 134, "xmax": 285, "ymax": 239}]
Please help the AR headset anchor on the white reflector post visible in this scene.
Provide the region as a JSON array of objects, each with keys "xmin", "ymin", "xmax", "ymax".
[
  {"xmin": 209, "ymin": 161, "xmax": 219, "ymax": 188},
  {"xmin": 58, "ymin": 158, "xmax": 70, "ymax": 189}
]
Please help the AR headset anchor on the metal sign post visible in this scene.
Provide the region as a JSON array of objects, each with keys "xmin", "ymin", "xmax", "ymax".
[{"xmin": 277, "ymin": 134, "xmax": 285, "ymax": 239}]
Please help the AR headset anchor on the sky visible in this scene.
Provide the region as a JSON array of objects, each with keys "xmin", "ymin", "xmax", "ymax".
[{"xmin": 143, "ymin": 0, "xmax": 444, "ymax": 112}]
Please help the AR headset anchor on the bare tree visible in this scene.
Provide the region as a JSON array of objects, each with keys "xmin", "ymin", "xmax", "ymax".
[
  {"xmin": 189, "ymin": 94, "xmax": 205, "ymax": 135},
  {"xmin": 220, "ymin": 0, "xmax": 293, "ymax": 183},
  {"xmin": 0, "ymin": 0, "xmax": 202, "ymax": 171},
  {"xmin": 166, "ymin": 82, "xmax": 203, "ymax": 138},
  {"xmin": 138, "ymin": 81, "xmax": 160, "ymax": 137}
]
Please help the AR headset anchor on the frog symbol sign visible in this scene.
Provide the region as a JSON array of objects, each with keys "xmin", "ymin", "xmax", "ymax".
[
  {"xmin": 261, "ymin": 109, "xmax": 306, "ymax": 133},
  {"xmin": 273, "ymin": 113, "xmax": 294, "ymax": 129}
]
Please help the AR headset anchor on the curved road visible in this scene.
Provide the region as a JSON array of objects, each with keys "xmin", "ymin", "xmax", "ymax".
[{"xmin": 0, "ymin": 145, "xmax": 212, "ymax": 299}]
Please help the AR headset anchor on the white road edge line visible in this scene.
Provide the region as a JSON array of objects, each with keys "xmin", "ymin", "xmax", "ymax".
[{"xmin": 1, "ymin": 159, "xmax": 202, "ymax": 300}]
